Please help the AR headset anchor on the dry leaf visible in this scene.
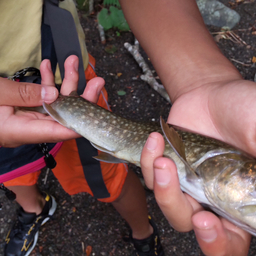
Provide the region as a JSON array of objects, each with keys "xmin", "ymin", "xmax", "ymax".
[
  {"xmin": 86, "ymin": 245, "xmax": 92, "ymax": 256},
  {"xmin": 252, "ymin": 56, "xmax": 256, "ymax": 63}
]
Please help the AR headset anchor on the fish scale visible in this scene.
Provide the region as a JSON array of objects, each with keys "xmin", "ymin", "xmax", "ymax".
[{"xmin": 41, "ymin": 93, "xmax": 256, "ymax": 236}]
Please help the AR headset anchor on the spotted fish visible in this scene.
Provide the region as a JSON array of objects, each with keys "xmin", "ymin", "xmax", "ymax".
[{"xmin": 42, "ymin": 92, "xmax": 256, "ymax": 236}]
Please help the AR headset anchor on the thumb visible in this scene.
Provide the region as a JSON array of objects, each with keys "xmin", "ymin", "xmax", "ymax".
[
  {"xmin": 0, "ymin": 78, "xmax": 58, "ymax": 107},
  {"xmin": 192, "ymin": 211, "xmax": 251, "ymax": 256}
]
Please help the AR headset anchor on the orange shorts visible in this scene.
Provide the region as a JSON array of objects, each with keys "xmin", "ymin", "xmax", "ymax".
[{"xmin": 4, "ymin": 55, "xmax": 128, "ymax": 203}]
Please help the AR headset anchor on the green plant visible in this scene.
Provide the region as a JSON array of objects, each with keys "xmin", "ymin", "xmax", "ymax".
[
  {"xmin": 103, "ymin": 0, "xmax": 120, "ymax": 7},
  {"xmin": 98, "ymin": 1, "xmax": 129, "ymax": 31},
  {"xmin": 76, "ymin": 0, "xmax": 89, "ymax": 11}
]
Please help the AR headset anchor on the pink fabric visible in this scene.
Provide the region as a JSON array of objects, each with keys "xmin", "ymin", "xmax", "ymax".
[{"xmin": 0, "ymin": 142, "xmax": 63, "ymax": 183}]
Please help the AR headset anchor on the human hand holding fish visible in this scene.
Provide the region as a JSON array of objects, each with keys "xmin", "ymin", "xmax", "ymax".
[
  {"xmin": 140, "ymin": 78, "xmax": 256, "ymax": 255},
  {"xmin": 40, "ymin": 74, "xmax": 256, "ymax": 255},
  {"xmin": 0, "ymin": 55, "xmax": 105, "ymax": 147}
]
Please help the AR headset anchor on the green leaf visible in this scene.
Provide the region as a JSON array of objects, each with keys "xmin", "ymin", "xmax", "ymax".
[
  {"xmin": 98, "ymin": 8, "xmax": 113, "ymax": 30},
  {"xmin": 117, "ymin": 90, "xmax": 126, "ymax": 96},
  {"xmin": 104, "ymin": 45, "xmax": 117, "ymax": 54},
  {"xmin": 109, "ymin": 6, "xmax": 130, "ymax": 31},
  {"xmin": 76, "ymin": 0, "xmax": 89, "ymax": 11},
  {"xmin": 103, "ymin": 0, "xmax": 121, "ymax": 7}
]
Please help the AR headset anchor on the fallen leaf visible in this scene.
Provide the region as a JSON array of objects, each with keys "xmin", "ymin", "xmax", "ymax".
[
  {"xmin": 86, "ymin": 245, "xmax": 92, "ymax": 256},
  {"xmin": 104, "ymin": 45, "xmax": 117, "ymax": 54},
  {"xmin": 117, "ymin": 72, "xmax": 122, "ymax": 77},
  {"xmin": 117, "ymin": 90, "xmax": 126, "ymax": 96},
  {"xmin": 252, "ymin": 56, "xmax": 256, "ymax": 63}
]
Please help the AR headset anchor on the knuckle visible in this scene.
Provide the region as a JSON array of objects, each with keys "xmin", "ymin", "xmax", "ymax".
[{"xmin": 19, "ymin": 83, "xmax": 37, "ymax": 103}]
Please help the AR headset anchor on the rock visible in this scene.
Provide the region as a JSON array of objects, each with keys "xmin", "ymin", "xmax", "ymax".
[{"xmin": 196, "ymin": 0, "xmax": 240, "ymax": 29}]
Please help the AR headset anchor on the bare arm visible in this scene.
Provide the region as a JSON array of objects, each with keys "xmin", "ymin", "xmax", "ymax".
[{"xmin": 119, "ymin": 0, "xmax": 241, "ymax": 100}]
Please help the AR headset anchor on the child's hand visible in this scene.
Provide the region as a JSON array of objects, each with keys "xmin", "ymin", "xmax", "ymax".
[
  {"xmin": 0, "ymin": 55, "xmax": 105, "ymax": 147},
  {"xmin": 141, "ymin": 132, "xmax": 251, "ymax": 256}
]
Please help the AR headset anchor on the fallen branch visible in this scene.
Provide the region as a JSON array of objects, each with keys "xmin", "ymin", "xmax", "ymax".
[
  {"xmin": 124, "ymin": 39, "xmax": 171, "ymax": 103},
  {"xmin": 230, "ymin": 58, "xmax": 252, "ymax": 66},
  {"xmin": 98, "ymin": 23, "xmax": 106, "ymax": 44}
]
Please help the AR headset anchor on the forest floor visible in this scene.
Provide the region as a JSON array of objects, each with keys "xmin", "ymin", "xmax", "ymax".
[{"xmin": 1, "ymin": 1, "xmax": 256, "ymax": 255}]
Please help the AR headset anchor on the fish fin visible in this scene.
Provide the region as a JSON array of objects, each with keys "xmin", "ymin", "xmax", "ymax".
[
  {"xmin": 69, "ymin": 90, "xmax": 79, "ymax": 96},
  {"xmin": 160, "ymin": 117, "xmax": 186, "ymax": 160},
  {"xmin": 90, "ymin": 142, "xmax": 114, "ymax": 154},
  {"xmin": 43, "ymin": 102, "xmax": 68, "ymax": 126},
  {"xmin": 160, "ymin": 117, "xmax": 198, "ymax": 178},
  {"xmin": 17, "ymin": 106, "xmax": 47, "ymax": 114},
  {"xmin": 93, "ymin": 152, "xmax": 127, "ymax": 164}
]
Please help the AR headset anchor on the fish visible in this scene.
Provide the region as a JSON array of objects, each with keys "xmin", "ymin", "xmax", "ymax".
[{"xmin": 41, "ymin": 92, "xmax": 256, "ymax": 236}]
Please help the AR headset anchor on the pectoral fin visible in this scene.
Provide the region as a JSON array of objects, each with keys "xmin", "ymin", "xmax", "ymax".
[
  {"xmin": 160, "ymin": 117, "xmax": 197, "ymax": 178},
  {"xmin": 160, "ymin": 117, "xmax": 186, "ymax": 160},
  {"xmin": 43, "ymin": 102, "xmax": 68, "ymax": 127}
]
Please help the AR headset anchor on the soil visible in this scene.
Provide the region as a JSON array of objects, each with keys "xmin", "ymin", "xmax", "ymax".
[{"xmin": 1, "ymin": 1, "xmax": 256, "ymax": 255}]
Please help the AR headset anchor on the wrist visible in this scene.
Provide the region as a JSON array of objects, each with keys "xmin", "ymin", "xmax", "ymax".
[{"xmin": 165, "ymin": 58, "xmax": 242, "ymax": 103}]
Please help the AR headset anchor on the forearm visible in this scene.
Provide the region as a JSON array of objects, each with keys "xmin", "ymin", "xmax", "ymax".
[{"xmin": 120, "ymin": 0, "xmax": 242, "ymax": 102}]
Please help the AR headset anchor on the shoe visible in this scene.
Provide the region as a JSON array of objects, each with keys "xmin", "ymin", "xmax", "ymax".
[
  {"xmin": 130, "ymin": 216, "xmax": 165, "ymax": 256},
  {"xmin": 4, "ymin": 192, "xmax": 57, "ymax": 256}
]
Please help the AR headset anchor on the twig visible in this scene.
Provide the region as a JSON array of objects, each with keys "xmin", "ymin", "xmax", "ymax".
[
  {"xmin": 124, "ymin": 39, "xmax": 171, "ymax": 103},
  {"xmin": 81, "ymin": 241, "xmax": 85, "ymax": 256},
  {"xmin": 98, "ymin": 23, "xmax": 106, "ymax": 44},
  {"xmin": 212, "ymin": 30, "xmax": 247, "ymax": 45},
  {"xmin": 230, "ymin": 58, "xmax": 252, "ymax": 66}
]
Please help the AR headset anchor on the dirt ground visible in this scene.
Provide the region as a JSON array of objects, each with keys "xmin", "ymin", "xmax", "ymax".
[{"xmin": 1, "ymin": 1, "xmax": 256, "ymax": 255}]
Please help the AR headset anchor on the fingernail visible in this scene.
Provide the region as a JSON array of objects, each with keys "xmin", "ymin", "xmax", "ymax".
[
  {"xmin": 41, "ymin": 86, "xmax": 58, "ymax": 102},
  {"xmin": 145, "ymin": 134, "xmax": 158, "ymax": 151},
  {"xmin": 47, "ymin": 61, "xmax": 51, "ymax": 71},
  {"xmin": 154, "ymin": 165, "xmax": 171, "ymax": 186},
  {"xmin": 195, "ymin": 227, "xmax": 217, "ymax": 243},
  {"xmin": 74, "ymin": 59, "xmax": 79, "ymax": 71}
]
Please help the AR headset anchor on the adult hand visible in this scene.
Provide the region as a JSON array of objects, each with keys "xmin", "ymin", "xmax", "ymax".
[
  {"xmin": 0, "ymin": 55, "xmax": 105, "ymax": 147},
  {"xmin": 141, "ymin": 78, "xmax": 255, "ymax": 256}
]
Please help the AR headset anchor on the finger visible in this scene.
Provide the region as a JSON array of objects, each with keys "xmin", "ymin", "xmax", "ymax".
[
  {"xmin": 0, "ymin": 78, "xmax": 58, "ymax": 107},
  {"xmin": 60, "ymin": 55, "xmax": 79, "ymax": 95},
  {"xmin": 40, "ymin": 59, "xmax": 55, "ymax": 87},
  {"xmin": 0, "ymin": 107, "xmax": 79, "ymax": 147},
  {"xmin": 192, "ymin": 211, "xmax": 251, "ymax": 256},
  {"xmin": 140, "ymin": 132, "xmax": 165, "ymax": 189},
  {"xmin": 153, "ymin": 157, "xmax": 203, "ymax": 232},
  {"xmin": 81, "ymin": 77, "xmax": 105, "ymax": 103}
]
